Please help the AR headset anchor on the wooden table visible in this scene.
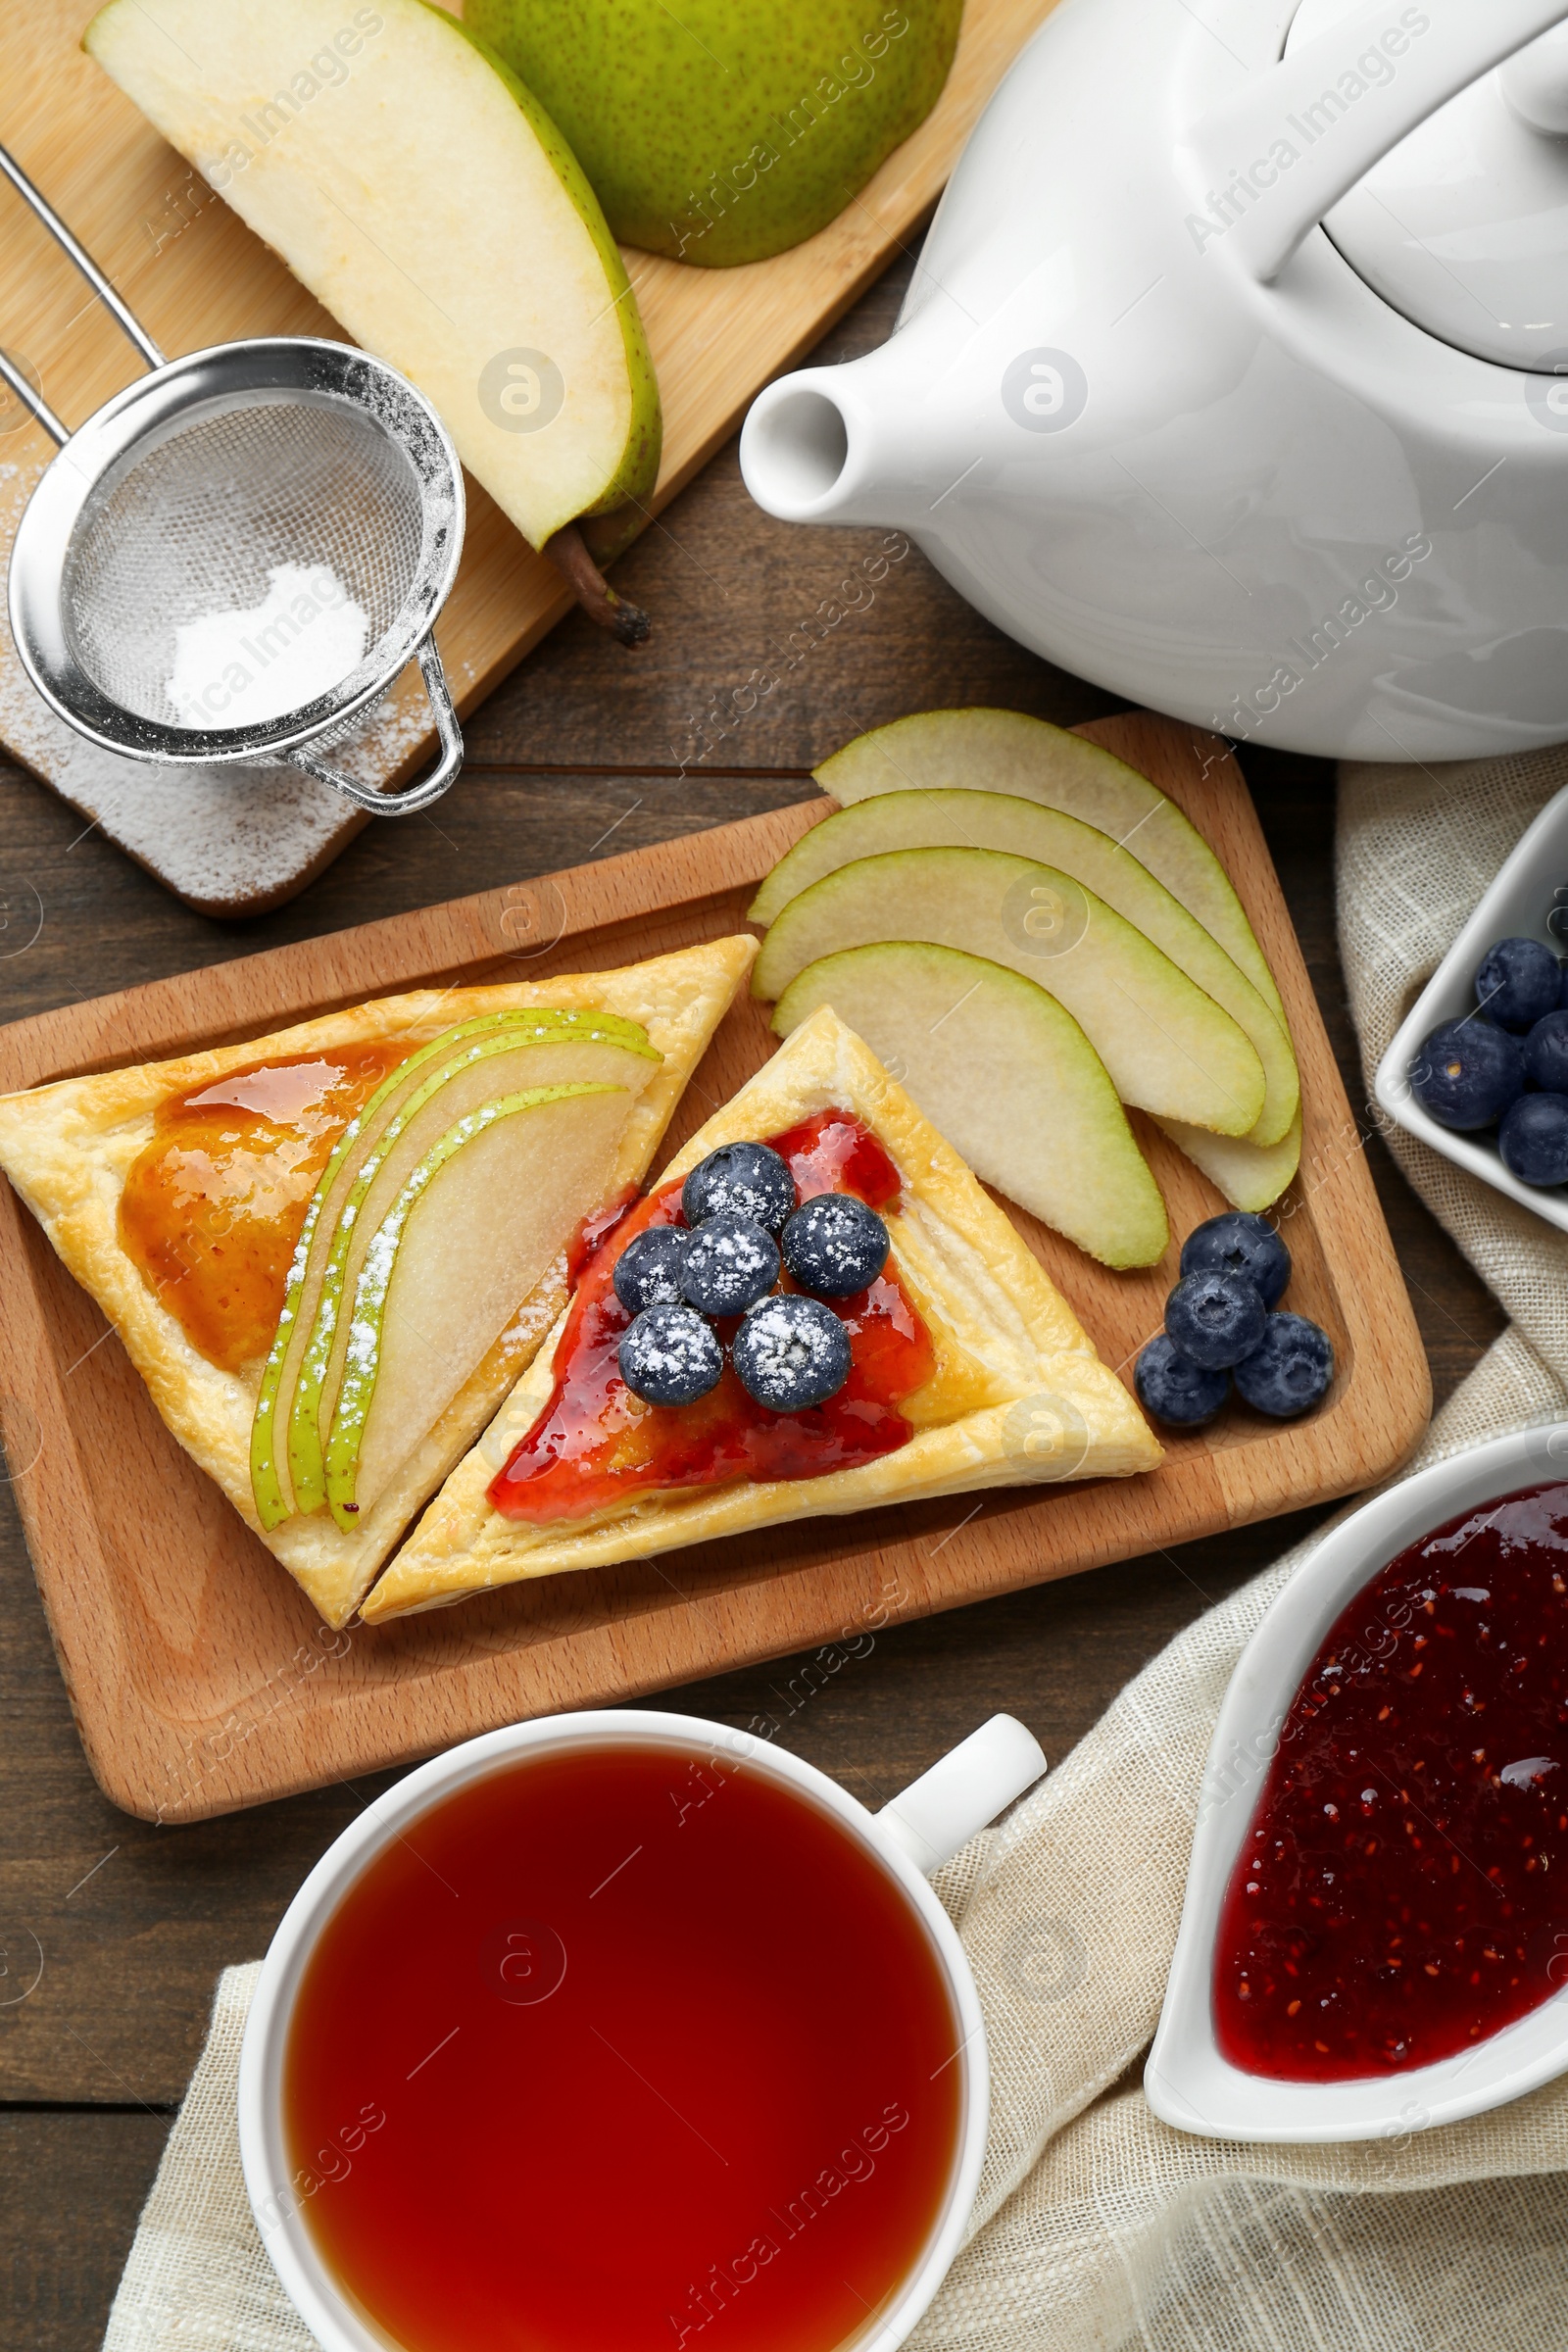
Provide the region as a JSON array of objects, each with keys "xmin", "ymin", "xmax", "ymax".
[{"xmin": 0, "ymin": 252, "xmax": 1507, "ymax": 2349}]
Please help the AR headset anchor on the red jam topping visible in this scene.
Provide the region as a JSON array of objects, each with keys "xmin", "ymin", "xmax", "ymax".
[
  {"xmin": 1215, "ymin": 1481, "xmax": 1568, "ymax": 2080},
  {"xmin": 564, "ymin": 1185, "xmax": 639, "ymax": 1289},
  {"xmin": 120, "ymin": 1046, "xmax": 410, "ymax": 1371},
  {"xmin": 488, "ymin": 1112, "xmax": 932, "ymax": 1524}
]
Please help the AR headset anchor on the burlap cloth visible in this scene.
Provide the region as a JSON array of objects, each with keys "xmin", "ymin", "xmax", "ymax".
[{"xmin": 106, "ymin": 752, "xmax": 1568, "ymax": 2352}]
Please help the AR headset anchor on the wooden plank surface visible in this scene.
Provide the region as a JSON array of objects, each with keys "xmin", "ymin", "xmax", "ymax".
[
  {"xmin": 0, "ymin": 249, "xmax": 1508, "ymax": 2350},
  {"xmin": 0, "ymin": 0, "xmax": 1059, "ymax": 913},
  {"xmin": 2, "ymin": 2110, "xmax": 173, "ymax": 2349}
]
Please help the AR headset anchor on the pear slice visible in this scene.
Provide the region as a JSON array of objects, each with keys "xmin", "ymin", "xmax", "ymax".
[
  {"xmin": 1153, "ymin": 1110, "xmax": 1303, "ymax": 1213},
  {"xmin": 753, "ymin": 848, "xmax": 1266, "ymax": 1138},
  {"xmin": 773, "ymin": 945, "xmax": 1168, "ymax": 1268},
  {"xmin": 84, "ymin": 0, "xmax": 662, "ymax": 556},
  {"xmin": 249, "ymin": 1006, "xmax": 652, "ymax": 1528},
  {"xmin": 325, "ymin": 1082, "xmax": 631, "ymax": 1529},
  {"xmin": 751, "ymin": 791, "xmax": 1298, "ymax": 1148},
  {"xmin": 815, "ymin": 711, "xmax": 1284, "ymax": 1022},
  {"xmin": 284, "ymin": 1024, "xmax": 659, "ymax": 1518}
]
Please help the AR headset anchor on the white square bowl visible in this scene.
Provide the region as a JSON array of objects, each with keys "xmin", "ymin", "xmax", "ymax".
[{"xmin": 1374, "ymin": 782, "xmax": 1568, "ymax": 1232}]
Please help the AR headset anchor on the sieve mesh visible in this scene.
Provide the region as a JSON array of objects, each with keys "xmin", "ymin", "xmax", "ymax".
[{"xmin": 61, "ymin": 395, "xmax": 426, "ymax": 728}]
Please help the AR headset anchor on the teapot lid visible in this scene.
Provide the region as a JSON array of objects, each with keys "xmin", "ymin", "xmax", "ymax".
[{"xmin": 1290, "ymin": 0, "xmax": 1568, "ymax": 370}]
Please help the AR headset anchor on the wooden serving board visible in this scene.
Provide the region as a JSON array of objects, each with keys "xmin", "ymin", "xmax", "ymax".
[
  {"xmin": 0, "ymin": 713, "xmax": 1430, "ymax": 1822},
  {"xmin": 0, "ymin": 0, "xmax": 1059, "ymax": 916}
]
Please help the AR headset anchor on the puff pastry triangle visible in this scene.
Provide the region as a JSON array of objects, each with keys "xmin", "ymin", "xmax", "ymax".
[
  {"xmin": 366, "ymin": 1007, "xmax": 1162, "ymax": 1619},
  {"xmin": 0, "ymin": 938, "xmax": 756, "ymax": 1627}
]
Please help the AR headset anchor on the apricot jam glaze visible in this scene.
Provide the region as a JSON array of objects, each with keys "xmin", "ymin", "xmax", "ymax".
[
  {"xmin": 489, "ymin": 1112, "xmax": 944, "ymax": 1522},
  {"xmin": 1216, "ymin": 1480, "xmax": 1568, "ymax": 2080},
  {"xmin": 120, "ymin": 1047, "xmax": 409, "ymax": 1371}
]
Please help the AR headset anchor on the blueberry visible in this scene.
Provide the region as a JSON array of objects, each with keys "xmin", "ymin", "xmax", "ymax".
[
  {"xmin": 780, "ymin": 1194, "xmax": 890, "ymax": 1298},
  {"xmin": 1476, "ymin": 936, "xmax": 1560, "ymax": 1033},
  {"xmin": 612, "ymin": 1227, "xmax": 690, "ymax": 1314},
  {"xmin": 1134, "ymin": 1335, "xmax": 1230, "ymax": 1428},
  {"xmin": 1179, "ymin": 1211, "xmax": 1291, "ymax": 1308},
  {"xmin": 682, "ymin": 1142, "xmax": 796, "ymax": 1234},
  {"xmin": 1408, "ymin": 1018, "xmax": 1524, "ymax": 1130},
  {"xmin": 1524, "ymin": 1009, "xmax": 1568, "ymax": 1094},
  {"xmin": 731, "ymin": 1294, "xmax": 851, "ymax": 1412},
  {"xmin": 617, "ymin": 1303, "xmax": 723, "ymax": 1406},
  {"xmin": 1498, "ymin": 1091, "xmax": 1568, "ymax": 1187},
  {"xmin": 1164, "ymin": 1269, "xmax": 1267, "ymax": 1371},
  {"xmin": 1233, "ymin": 1313, "xmax": 1334, "ymax": 1418},
  {"xmin": 679, "ymin": 1212, "xmax": 780, "ymax": 1315}
]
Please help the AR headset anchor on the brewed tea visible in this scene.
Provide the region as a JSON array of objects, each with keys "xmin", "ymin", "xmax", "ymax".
[{"xmin": 282, "ymin": 1740, "xmax": 963, "ymax": 2352}]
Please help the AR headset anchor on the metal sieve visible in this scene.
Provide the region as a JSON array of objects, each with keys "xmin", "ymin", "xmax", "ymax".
[{"xmin": 1, "ymin": 144, "xmax": 465, "ymax": 815}]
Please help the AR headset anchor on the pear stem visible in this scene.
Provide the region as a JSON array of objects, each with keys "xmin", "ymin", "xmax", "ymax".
[{"xmin": 544, "ymin": 522, "xmax": 651, "ymax": 646}]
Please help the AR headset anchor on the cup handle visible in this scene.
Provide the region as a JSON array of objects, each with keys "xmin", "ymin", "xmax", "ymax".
[{"xmin": 878, "ymin": 1715, "xmax": 1047, "ymax": 1876}]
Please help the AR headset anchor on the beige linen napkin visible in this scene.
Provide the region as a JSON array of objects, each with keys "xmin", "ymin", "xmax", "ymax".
[{"xmin": 107, "ymin": 751, "xmax": 1568, "ymax": 2352}]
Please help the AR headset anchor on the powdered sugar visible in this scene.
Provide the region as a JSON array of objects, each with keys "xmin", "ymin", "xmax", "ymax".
[
  {"xmin": 732, "ymin": 1293, "xmax": 853, "ymax": 1410},
  {"xmin": 0, "ymin": 457, "xmax": 462, "ymax": 914},
  {"xmin": 165, "ymin": 562, "xmax": 369, "ymax": 729}
]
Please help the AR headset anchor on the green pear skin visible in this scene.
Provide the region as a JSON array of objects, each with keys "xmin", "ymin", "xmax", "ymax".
[
  {"xmin": 84, "ymin": 0, "xmax": 662, "ymax": 546},
  {"xmin": 249, "ymin": 1008, "xmax": 653, "ymax": 1530},
  {"xmin": 749, "ymin": 788, "xmax": 1298, "ymax": 1147},
  {"xmin": 466, "ymin": 0, "xmax": 964, "ymax": 266},
  {"xmin": 816, "ymin": 710, "xmax": 1286, "ymax": 1022},
  {"xmin": 773, "ymin": 943, "xmax": 1169, "ymax": 1268},
  {"xmin": 1153, "ymin": 1110, "xmax": 1302, "ymax": 1214}
]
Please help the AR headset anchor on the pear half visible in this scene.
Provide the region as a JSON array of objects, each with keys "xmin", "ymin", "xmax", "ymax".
[
  {"xmin": 466, "ymin": 0, "xmax": 962, "ymax": 268},
  {"xmin": 326, "ymin": 1082, "xmax": 631, "ymax": 1529},
  {"xmin": 753, "ymin": 847, "xmax": 1266, "ymax": 1138},
  {"xmin": 279, "ymin": 1021, "xmax": 658, "ymax": 1520},
  {"xmin": 815, "ymin": 711, "xmax": 1283, "ymax": 1022},
  {"xmin": 84, "ymin": 0, "xmax": 662, "ymax": 550},
  {"xmin": 773, "ymin": 945, "xmax": 1168, "ymax": 1269},
  {"xmin": 250, "ymin": 1007, "xmax": 650, "ymax": 1529},
  {"xmin": 751, "ymin": 791, "xmax": 1298, "ymax": 1148}
]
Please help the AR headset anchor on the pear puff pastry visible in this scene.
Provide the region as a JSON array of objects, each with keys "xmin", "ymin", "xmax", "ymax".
[
  {"xmin": 0, "ymin": 938, "xmax": 756, "ymax": 1628},
  {"xmin": 367, "ymin": 1007, "xmax": 1162, "ymax": 1618}
]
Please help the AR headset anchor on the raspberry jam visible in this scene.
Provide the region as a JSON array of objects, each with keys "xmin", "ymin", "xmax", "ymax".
[
  {"xmin": 282, "ymin": 1741, "xmax": 963, "ymax": 2352},
  {"xmin": 488, "ymin": 1113, "xmax": 934, "ymax": 1524},
  {"xmin": 120, "ymin": 1046, "xmax": 409, "ymax": 1371},
  {"xmin": 1215, "ymin": 1481, "xmax": 1568, "ymax": 2080}
]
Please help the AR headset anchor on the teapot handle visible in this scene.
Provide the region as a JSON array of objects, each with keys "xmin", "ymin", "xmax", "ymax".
[{"xmin": 1185, "ymin": 0, "xmax": 1568, "ymax": 282}]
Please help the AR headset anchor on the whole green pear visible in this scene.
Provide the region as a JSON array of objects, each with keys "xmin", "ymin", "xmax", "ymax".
[{"xmin": 466, "ymin": 0, "xmax": 964, "ymax": 266}]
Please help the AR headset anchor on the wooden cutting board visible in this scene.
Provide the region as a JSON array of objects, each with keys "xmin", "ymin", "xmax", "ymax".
[
  {"xmin": 0, "ymin": 712, "xmax": 1431, "ymax": 1823},
  {"xmin": 0, "ymin": 0, "xmax": 1059, "ymax": 916}
]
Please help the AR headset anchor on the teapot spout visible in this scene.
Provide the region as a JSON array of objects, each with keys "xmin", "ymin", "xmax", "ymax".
[
  {"xmin": 741, "ymin": 324, "xmax": 955, "ymax": 534},
  {"xmin": 741, "ymin": 371, "xmax": 859, "ymax": 524}
]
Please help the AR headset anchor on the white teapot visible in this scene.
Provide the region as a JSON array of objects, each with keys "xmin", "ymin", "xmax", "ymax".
[{"xmin": 741, "ymin": 0, "xmax": 1568, "ymax": 761}]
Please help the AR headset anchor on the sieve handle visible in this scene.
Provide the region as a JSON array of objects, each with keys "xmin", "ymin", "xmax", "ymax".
[
  {"xmin": 0, "ymin": 345, "xmax": 66, "ymax": 445},
  {"xmin": 283, "ymin": 636, "xmax": 464, "ymax": 815},
  {"xmin": 0, "ymin": 143, "xmax": 166, "ymax": 416}
]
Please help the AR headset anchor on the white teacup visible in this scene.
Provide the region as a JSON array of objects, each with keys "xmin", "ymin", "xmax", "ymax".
[{"xmin": 238, "ymin": 1707, "xmax": 1047, "ymax": 2352}]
